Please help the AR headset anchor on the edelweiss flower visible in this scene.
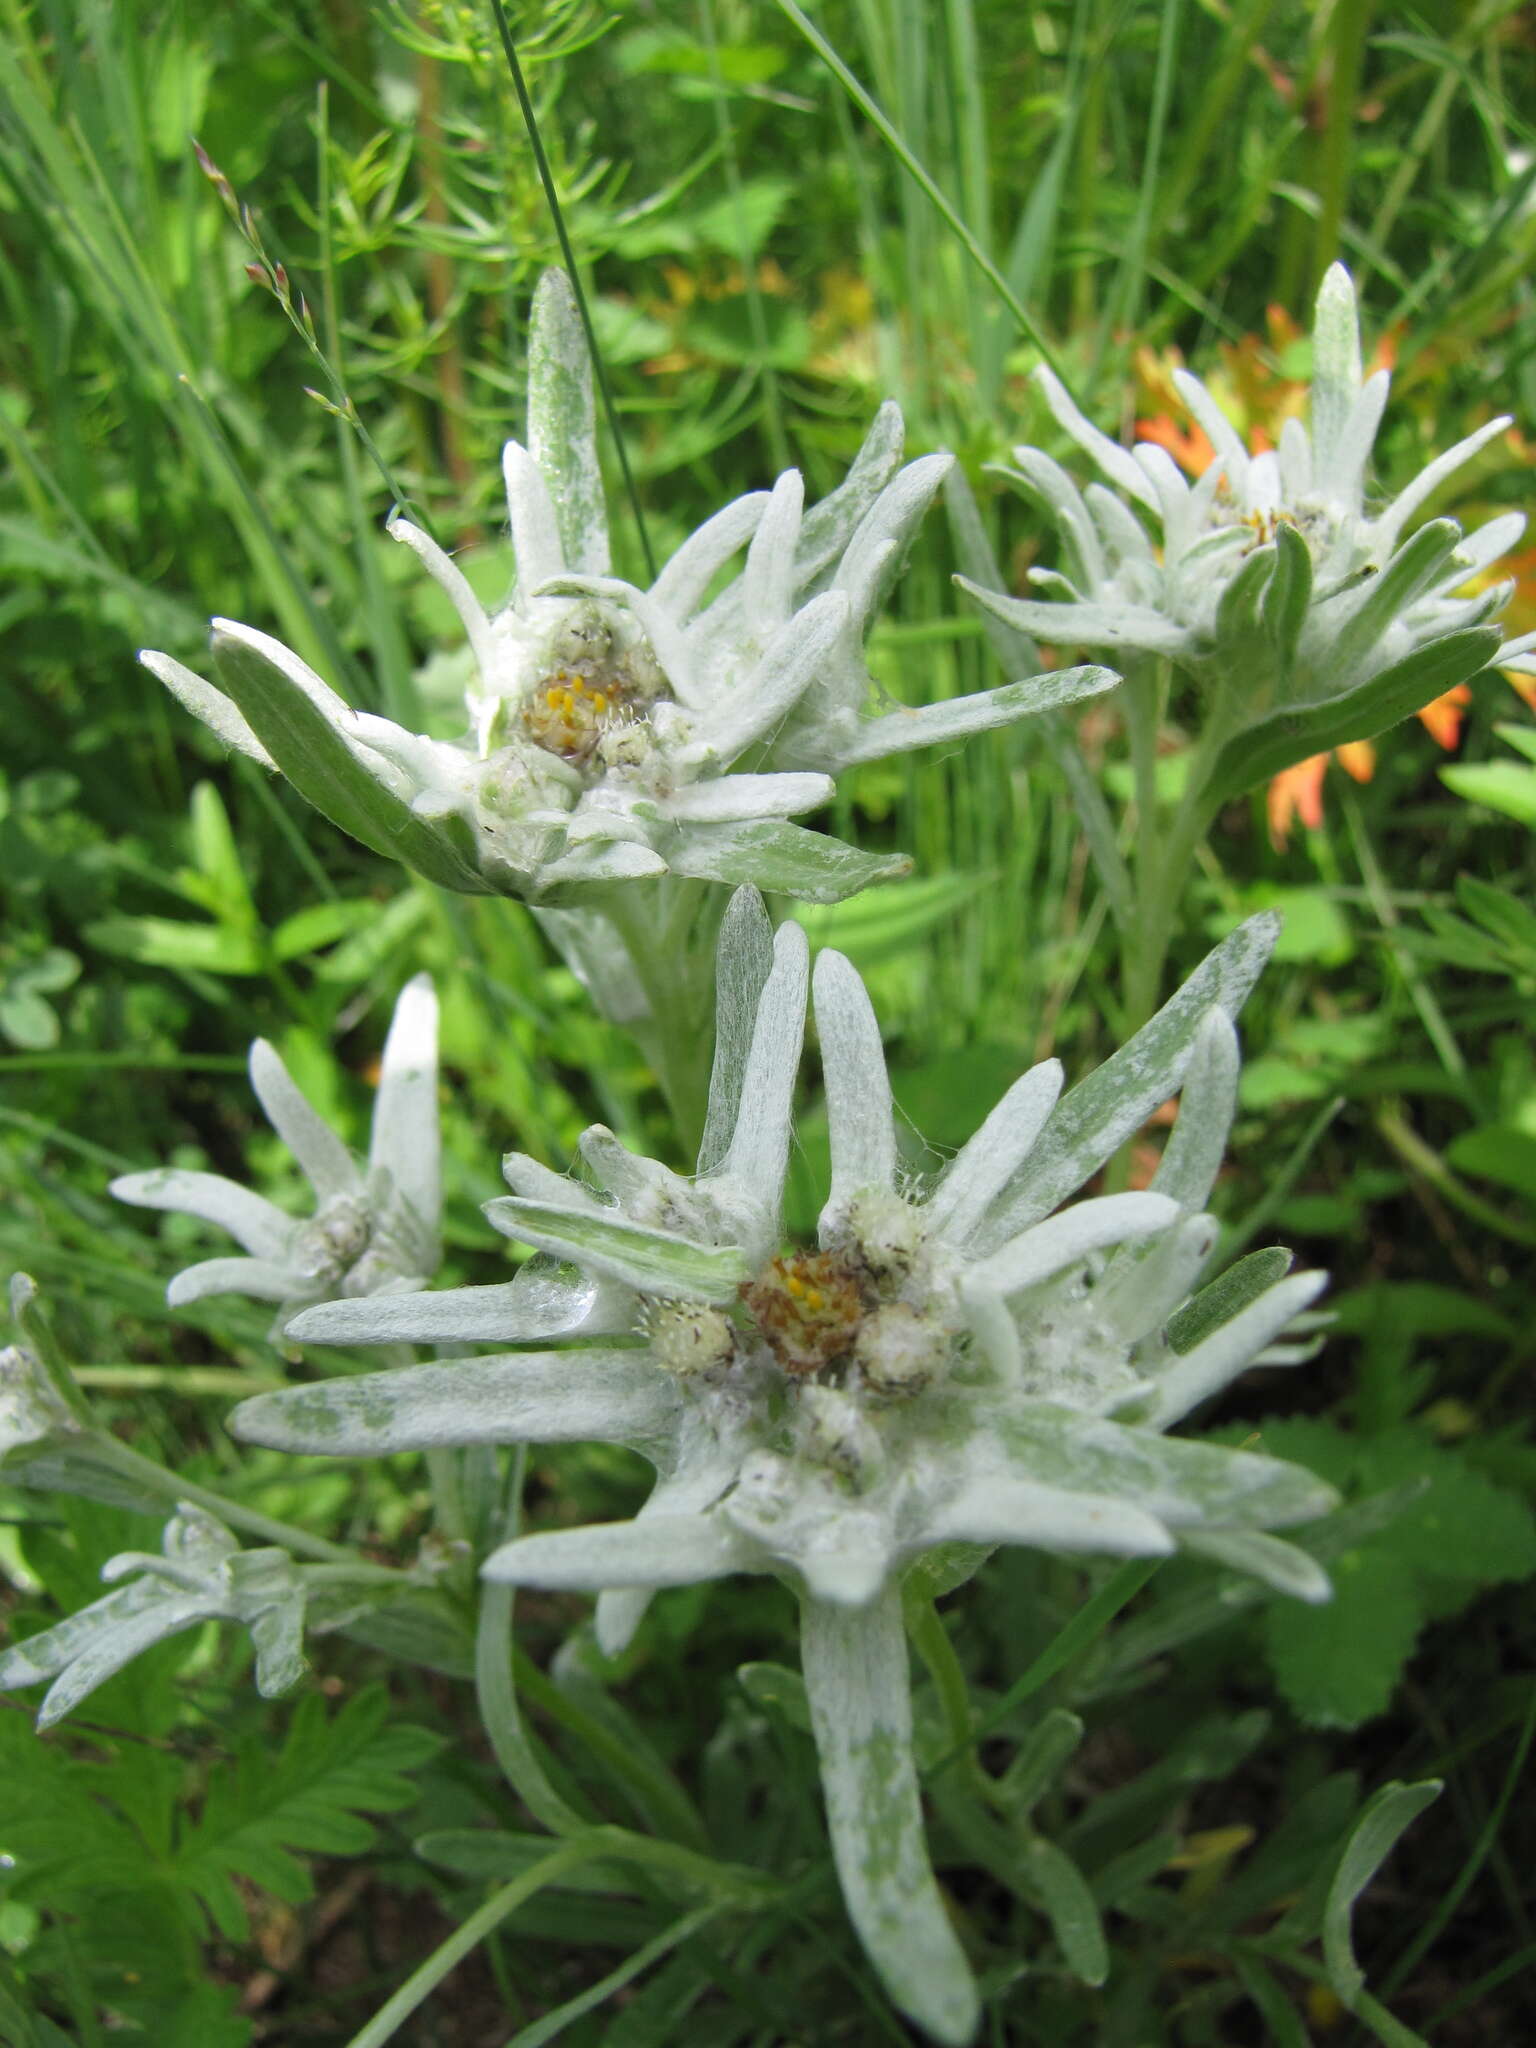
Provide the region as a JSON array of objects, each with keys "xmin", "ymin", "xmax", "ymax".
[
  {"xmin": 143, "ymin": 270, "xmax": 1114, "ymax": 906},
  {"xmin": 0, "ymin": 1503, "xmax": 306, "ymax": 1728},
  {"xmin": 963, "ymin": 263, "xmax": 1528, "ymax": 791},
  {"xmin": 112, "ymin": 975, "xmax": 440, "ymax": 1324},
  {"xmin": 233, "ymin": 890, "xmax": 1335, "ymax": 2044}
]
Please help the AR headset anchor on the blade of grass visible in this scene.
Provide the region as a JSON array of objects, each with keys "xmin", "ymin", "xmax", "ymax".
[
  {"xmin": 770, "ymin": 0, "xmax": 1068, "ymax": 387},
  {"xmin": 486, "ymin": 0, "xmax": 656, "ymax": 580}
]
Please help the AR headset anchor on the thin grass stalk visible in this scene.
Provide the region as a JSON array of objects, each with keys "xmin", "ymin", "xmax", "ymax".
[
  {"xmin": 772, "ymin": 0, "xmax": 1068, "ymax": 387},
  {"xmin": 486, "ymin": 0, "xmax": 657, "ymax": 580},
  {"xmin": 1312, "ymin": 0, "xmax": 1377, "ymax": 298}
]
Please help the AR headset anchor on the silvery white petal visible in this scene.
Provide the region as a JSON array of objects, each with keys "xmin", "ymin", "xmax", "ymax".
[
  {"xmin": 970, "ymin": 1192, "xmax": 1179, "ymax": 1297},
  {"xmin": 231, "ymin": 1350, "xmax": 678, "ymax": 1457},
  {"xmin": 830, "ymin": 663, "xmax": 1119, "ymax": 768},
  {"xmin": 285, "ymin": 1276, "xmax": 599, "ymax": 1347},
  {"xmin": 500, "ymin": 1154, "xmax": 606, "ymax": 1211},
  {"xmin": 1034, "ymin": 366, "xmax": 1157, "ymax": 510},
  {"xmin": 1276, "ymin": 416, "xmax": 1313, "ymax": 504},
  {"xmin": 593, "ymin": 1420, "xmax": 744, "ymax": 1655},
  {"xmin": 743, "ymin": 469, "xmax": 805, "ymax": 637},
  {"xmin": 698, "ymin": 886, "xmax": 776, "ymax": 1179},
  {"xmin": 387, "ymin": 517, "xmax": 497, "ymax": 687},
  {"xmin": 649, "ymin": 492, "xmax": 770, "ymax": 620},
  {"xmin": 711, "ymin": 920, "xmax": 809, "ymax": 1231},
  {"xmin": 248, "ymin": 1040, "xmax": 358, "ymax": 1206},
  {"xmin": 484, "ymin": 1511, "xmax": 757, "ymax": 1591},
  {"xmin": 0, "ymin": 1579, "xmax": 163, "ymax": 1688},
  {"xmin": 796, "ymin": 400, "xmax": 907, "ymax": 581},
  {"xmin": 658, "ymin": 773, "xmax": 834, "ymax": 823},
  {"xmin": 1319, "ymin": 369, "xmax": 1389, "ymax": 512},
  {"xmin": 834, "ymin": 453, "xmax": 952, "ymax": 636},
  {"xmin": 1309, "ymin": 263, "xmax": 1363, "ymax": 471},
  {"xmin": 167, "ymin": 1256, "xmax": 300, "ymax": 1306},
  {"xmin": 502, "ymin": 439, "xmax": 568, "ymax": 594},
  {"xmin": 1170, "ymin": 369, "xmax": 1251, "ymax": 490},
  {"xmin": 926, "ymin": 1058, "xmax": 1064, "ymax": 1246},
  {"xmin": 701, "ymin": 590, "xmax": 851, "ymax": 762},
  {"xmin": 928, "ymin": 1476, "xmax": 1174, "ymax": 1557},
  {"xmin": 979, "ymin": 913, "xmax": 1279, "ymax": 1249},
  {"xmin": 1146, "ymin": 1006, "xmax": 1239, "ymax": 1213},
  {"xmin": 527, "ymin": 267, "xmax": 610, "ymax": 576},
  {"xmin": 1449, "ymin": 511, "xmax": 1526, "ymax": 580},
  {"xmin": 1371, "ymin": 415, "xmax": 1513, "ymax": 558},
  {"xmin": 139, "ymin": 650, "xmax": 274, "ymax": 766},
  {"xmin": 37, "ymin": 1595, "xmax": 217, "ymax": 1728},
  {"xmin": 110, "ymin": 1168, "xmax": 295, "ymax": 1262},
  {"xmin": 1097, "ymin": 1212, "xmax": 1220, "ymax": 1342},
  {"xmin": 369, "ymin": 973, "xmax": 441, "ymax": 1239},
  {"xmin": 1179, "ymin": 1527, "xmax": 1330, "ymax": 1603},
  {"xmin": 1002, "ymin": 450, "xmax": 1108, "ymax": 589},
  {"xmin": 814, "ymin": 947, "xmax": 896, "ymax": 1230}
]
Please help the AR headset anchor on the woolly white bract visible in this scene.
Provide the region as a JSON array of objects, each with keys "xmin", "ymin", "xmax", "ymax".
[
  {"xmin": 962, "ymin": 263, "xmax": 1525, "ymax": 794},
  {"xmin": 112, "ymin": 974, "xmax": 440, "ymax": 1323},
  {"xmin": 0, "ymin": 1503, "xmax": 306, "ymax": 1728},
  {"xmin": 142, "ymin": 271, "xmax": 1114, "ymax": 906},
  {"xmin": 235, "ymin": 889, "xmax": 1336, "ymax": 2045}
]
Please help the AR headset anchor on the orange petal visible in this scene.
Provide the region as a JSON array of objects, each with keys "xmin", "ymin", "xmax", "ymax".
[
  {"xmin": 1267, "ymin": 754, "xmax": 1330, "ymax": 849},
  {"xmin": 1415, "ymin": 684, "xmax": 1471, "ymax": 751},
  {"xmin": 1337, "ymin": 739, "xmax": 1376, "ymax": 782}
]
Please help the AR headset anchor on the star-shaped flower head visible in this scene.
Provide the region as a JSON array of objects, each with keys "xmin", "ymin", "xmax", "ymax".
[
  {"xmin": 962, "ymin": 263, "xmax": 1527, "ymax": 804},
  {"xmin": 0, "ymin": 1503, "xmax": 306, "ymax": 1728},
  {"xmin": 234, "ymin": 891, "xmax": 1336, "ymax": 2044},
  {"xmin": 112, "ymin": 975, "xmax": 440, "ymax": 1326},
  {"xmin": 142, "ymin": 270, "xmax": 1115, "ymax": 907}
]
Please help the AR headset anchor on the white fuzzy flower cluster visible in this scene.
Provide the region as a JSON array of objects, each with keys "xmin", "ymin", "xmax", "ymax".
[
  {"xmin": 143, "ymin": 271, "xmax": 1113, "ymax": 907},
  {"xmin": 232, "ymin": 889, "xmax": 1335, "ymax": 2044},
  {"xmin": 112, "ymin": 975, "xmax": 440, "ymax": 1326},
  {"xmin": 0, "ymin": 1503, "xmax": 306, "ymax": 1727},
  {"xmin": 963, "ymin": 264, "xmax": 1526, "ymax": 790}
]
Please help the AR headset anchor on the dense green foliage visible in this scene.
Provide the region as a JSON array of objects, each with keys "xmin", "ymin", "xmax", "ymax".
[{"xmin": 2, "ymin": 1, "xmax": 1535, "ymax": 2041}]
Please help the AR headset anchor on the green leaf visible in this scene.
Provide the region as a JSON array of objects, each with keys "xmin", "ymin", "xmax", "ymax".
[
  {"xmin": 270, "ymin": 898, "xmax": 380, "ymax": 962},
  {"xmin": 1230, "ymin": 1953, "xmax": 1314, "ymax": 2048},
  {"xmin": 666, "ymin": 819, "xmax": 912, "ymax": 904},
  {"xmin": 188, "ymin": 781, "xmax": 257, "ymax": 923},
  {"xmin": 415, "ymin": 1830, "xmax": 635, "ymax": 1892},
  {"xmin": 210, "ymin": 631, "xmax": 491, "ymax": 894},
  {"xmin": 1323, "ymin": 1779, "xmax": 1442, "ymax": 2007},
  {"xmin": 1016, "ymin": 1835, "xmax": 1108, "ymax": 1985},
  {"xmin": 791, "ymin": 872, "xmax": 988, "ymax": 965},
  {"xmin": 1445, "ymin": 1124, "xmax": 1536, "ymax": 1203},
  {"xmin": 1441, "ymin": 758, "xmax": 1536, "ymax": 826},
  {"xmin": 1214, "ymin": 541, "xmax": 1275, "ymax": 645},
  {"xmin": 0, "ymin": 986, "xmax": 61, "ymax": 1049},
  {"xmin": 312, "ymin": 885, "xmax": 432, "ymax": 983},
  {"xmin": 1262, "ymin": 520, "xmax": 1314, "ymax": 678},
  {"xmin": 1205, "ymin": 626, "xmax": 1501, "ymax": 811},
  {"xmin": 486, "ymin": 1198, "xmax": 752, "ymax": 1302},
  {"xmin": 996, "ymin": 1709, "xmax": 1084, "ymax": 1817},
  {"xmin": 83, "ymin": 913, "xmax": 264, "ymax": 975},
  {"xmin": 1166, "ymin": 1247, "xmax": 1294, "ymax": 1355},
  {"xmin": 1452, "ymin": 874, "xmax": 1536, "ymax": 956},
  {"xmin": 174, "ymin": 1688, "xmax": 440, "ymax": 1940},
  {"xmin": 1262, "ymin": 1547, "xmax": 1422, "ymax": 1727},
  {"xmin": 736, "ymin": 1660, "xmax": 812, "ymax": 1733},
  {"xmin": 1375, "ymin": 1456, "xmax": 1536, "ymax": 1584}
]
